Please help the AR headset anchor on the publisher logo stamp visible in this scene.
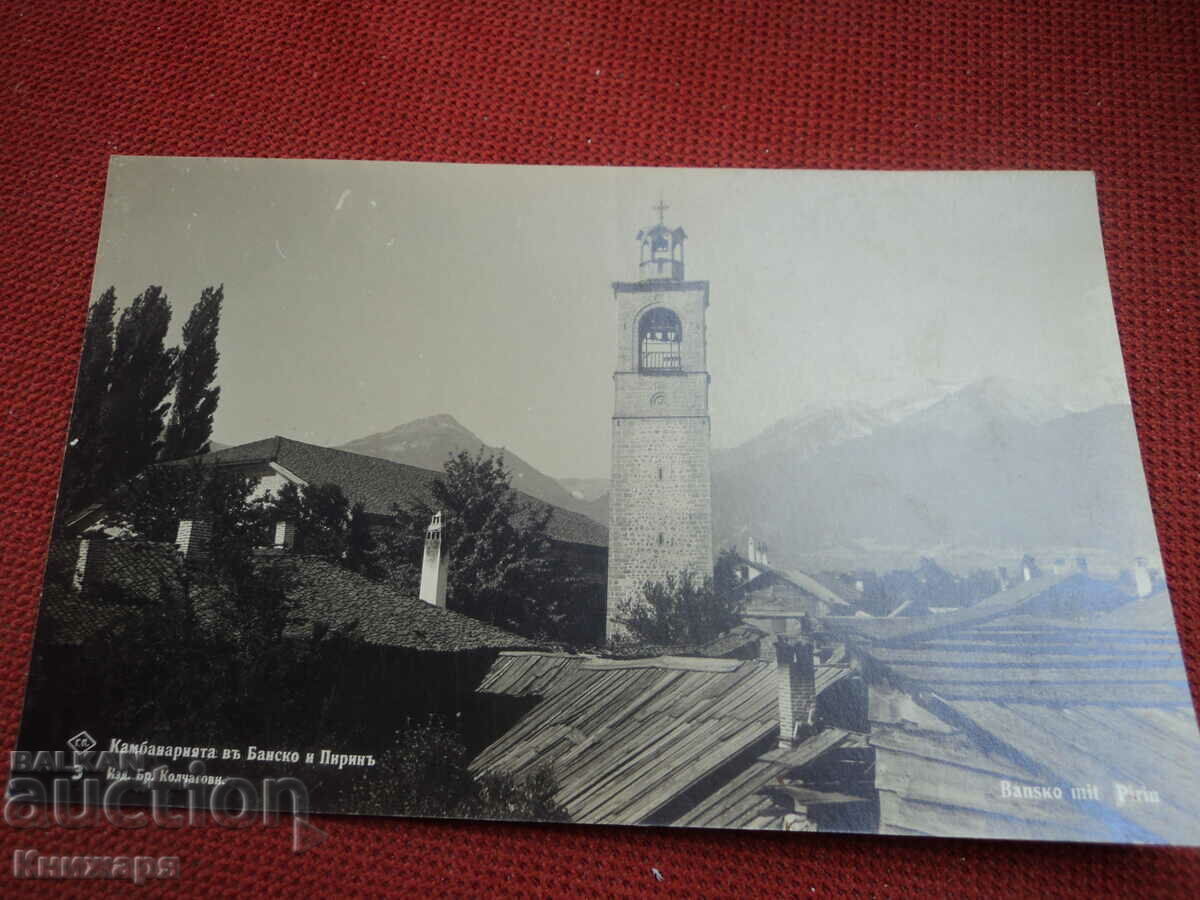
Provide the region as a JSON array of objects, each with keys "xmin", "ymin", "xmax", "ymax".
[{"xmin": 66, "ymin": 731, "xmax": 96, "ymax": 754}]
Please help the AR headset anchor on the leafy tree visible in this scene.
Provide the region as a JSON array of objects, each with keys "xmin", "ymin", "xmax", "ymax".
[
  {"xmin": 162, "ymin": 285, "xmax": 222, "ymax": 460},
  {"xmin": 616, "ymin": 548, "xmax": 745, "ymax": 647},
  {"xmin": 264, "ymin": 483, "xmax": 386, "ymax": 578},
  {"xmin": 109, "ymin": 462, "xmax": 270, "ymax": 575},
  {"xmin": 58, "ymin": 287, "xmax": 117, "ymax": 518},
  {"xmin": 381, "ymin": 450, "xmax": 565, "ymax": 637},
  {"xmin": 90, "ymin": 463, "xmax": 303, "ymax": 742},
  {"xmin": 104, "ymin": 285, "xmax": 178, "ymax": 485},
  {"xmin": 345, "ymin": 501, "xmax": 385, "ymax": 579},
  {"xmin": 271, "ymin": 482, "xmax": 351, "ymax": 558}
]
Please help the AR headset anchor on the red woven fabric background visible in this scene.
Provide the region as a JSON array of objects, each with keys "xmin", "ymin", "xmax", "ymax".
[{"xmin": 1, "ymin": 0, "xmax": 1197, "ymax": 894}]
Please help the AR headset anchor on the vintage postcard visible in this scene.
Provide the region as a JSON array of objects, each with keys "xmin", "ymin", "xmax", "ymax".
[{"xmin": 14, "ymin": 159, "xmax": 1200, "ymax": 845}]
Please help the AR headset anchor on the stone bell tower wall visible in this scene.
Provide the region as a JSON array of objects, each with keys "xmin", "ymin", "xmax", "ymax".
[
  {"xmin": 607, "ymin": 277, "xmax": 713, "ymax": 639},
  {"xmin": 607, "ymin": 416, "xmax": 713, "ymax": 635}
]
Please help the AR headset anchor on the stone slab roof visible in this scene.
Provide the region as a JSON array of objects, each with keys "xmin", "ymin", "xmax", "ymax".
[{"xmin": 39, "ymin": 539, "xmax": 532, "ymax": 654}]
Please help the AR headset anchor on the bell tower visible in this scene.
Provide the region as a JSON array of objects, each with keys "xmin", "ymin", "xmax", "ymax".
[{"xmin": 606, "ymin": 201, "xmax": 713, "ymax": 639}]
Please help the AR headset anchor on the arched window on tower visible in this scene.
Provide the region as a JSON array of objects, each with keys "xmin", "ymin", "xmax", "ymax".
[{"xmin": 639, "ymin": 307, "xmax": 683, "ymax": 373}]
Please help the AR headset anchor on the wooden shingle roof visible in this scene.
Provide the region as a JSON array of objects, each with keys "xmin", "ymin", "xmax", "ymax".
[
  {"xmin": 472, "ymin": 653, "xmax": 779, "ymax": 825},
  {"xmin": 851, "ymin": 591, "xmax": 1200, "ymax": 842},
  {"xmin": 821, "ymin": 572, "xmax": 1076, "ymax": 644},
  {"xmin": 472, "ymin": 650, "xmax": 857, "ymax": 827},
  {"xmin": 733, "ymin": 554, "xmax": 856, "ymax": 612}
]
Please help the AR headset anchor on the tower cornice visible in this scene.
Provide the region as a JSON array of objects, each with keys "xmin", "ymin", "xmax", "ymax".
[{"xmin": 611, "ymin": 280, "xmax": 710, "ymax": 308}]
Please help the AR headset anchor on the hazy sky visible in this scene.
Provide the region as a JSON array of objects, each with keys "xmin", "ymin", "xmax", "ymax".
[{"xmin": 91, "ymin": 160, "xmax": 1126, "ymax": 477}]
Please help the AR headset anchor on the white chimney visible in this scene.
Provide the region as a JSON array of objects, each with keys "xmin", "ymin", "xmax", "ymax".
[
  {"xmin": 775, "ymin": 635, "xmax": 816, "ymax": 750},
  {"xmin": 175, "ymin": 519, "xmax": 212, "ymax": 562},
  {"xmin": 747, "ymin": 535, "xmax": 758, "ymax": 565},
  {"xmin": 419, "ymin": 511, "xmax": 449, "ymax": 608},
  {"xmin": 73, "ymin": 539, "xmax": 106, "ymax": 591},
  {"xmin": 273, "ymin": 520, "xmax": 296, "ymax": 551},
  {"xmin": 1133, "ymin": 557, "xmax": 1153, "ymax": 598}
]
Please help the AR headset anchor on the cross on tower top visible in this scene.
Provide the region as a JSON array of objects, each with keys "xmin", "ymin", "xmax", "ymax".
[{"xmin": 653, "ymin": 195, "xmax": 669, "ymax": 224}]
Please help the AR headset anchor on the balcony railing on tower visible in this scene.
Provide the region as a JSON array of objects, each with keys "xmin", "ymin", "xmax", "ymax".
[{"xmin": 640, "ymin": 350, "xmax": 682, "ymax": 373}]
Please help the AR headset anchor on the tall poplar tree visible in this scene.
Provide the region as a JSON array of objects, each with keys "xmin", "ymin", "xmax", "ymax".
[
  {"xmin": 163, "ymin": 285, "xmax": 222, "ymax": 460},
  {"xmin": 57, "ymin": 287, "xmax": 117, "ymax": 518},
  {"xmin": 104, "ymin": 285, "xmax": 178, "ymax": 487}
]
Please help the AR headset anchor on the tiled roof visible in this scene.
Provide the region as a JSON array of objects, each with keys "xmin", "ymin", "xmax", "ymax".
[
  {"xmin": 40, "ymin": 539, "xmax": 532, "ymax": 654},
  {"xmin": 46, "ymin": 538, "xmax": 184, "ymax": 603},
  {"xmin": 279, "ymin": 556, "xmax": 533, "ymax": 653},
  {"xmin": 472, "ymin": 649, "xmax": 855, "ymax": 826},
  {"xmin": 181, "ymin": 436, "xmax": 608, "ymax": 548},
  {"xmin": 40, "ymin": 540, "xmax": 185, "ymax": 645}
]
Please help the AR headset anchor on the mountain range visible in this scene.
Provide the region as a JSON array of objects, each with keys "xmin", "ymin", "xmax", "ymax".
[
  {"xmin": 708, "ymin": 377, "xmax": 1156, "ymax": 571},
  {"xmin": 336, "ymin": 414, "xmax": 609, "ymax": 522},
  {"xmin": 333, "ymin": 377, "xmax": 1156, "ymax": 572}
]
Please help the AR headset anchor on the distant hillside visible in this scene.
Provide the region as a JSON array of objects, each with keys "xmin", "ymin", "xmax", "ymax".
[
  {"xmin": 712, "ymin": 404, "xmax": 889, "ymax": 476},
  {"xmin": 337, "ymin": 378, "xmax": 1153, "ymax": 571},
  {"xmin": 338, "ymin": 415, "xmax": 606, "ymax": 522}
]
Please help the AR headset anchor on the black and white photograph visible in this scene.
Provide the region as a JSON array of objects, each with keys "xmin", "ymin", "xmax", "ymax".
[{"xmin": 17, "ymin": 158, "xmax": 1200, "ymax": 844}]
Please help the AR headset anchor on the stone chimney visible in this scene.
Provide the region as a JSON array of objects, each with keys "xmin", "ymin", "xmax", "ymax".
[
  {"xmin": 175, "ymin": 519, "xmax": 212, "ymax": 562},
  {"xmin": 747, "ymin": 535, "xmax": 770, "ymax": 567},
  {"xmin": 73, "ymin": 538, "xmax": 107, "ymax": 591},
  {"xmin": 273, "ymin": 519, "xmax": 297, "ymax": 551},
  {"xmin": 775, "ymin": 635, "xmax": 816, "ymax": 750},
  {"xmin": 1133, "ymin": 557, "xmax": 1153, "ymax": 598},
  {"xmin": 996, "ymin": 565, "xmax": 1009, "ymax": 590},
  {"xmin": 419, "ymin": 511, "xmax": 449, "ymax": 608}
]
